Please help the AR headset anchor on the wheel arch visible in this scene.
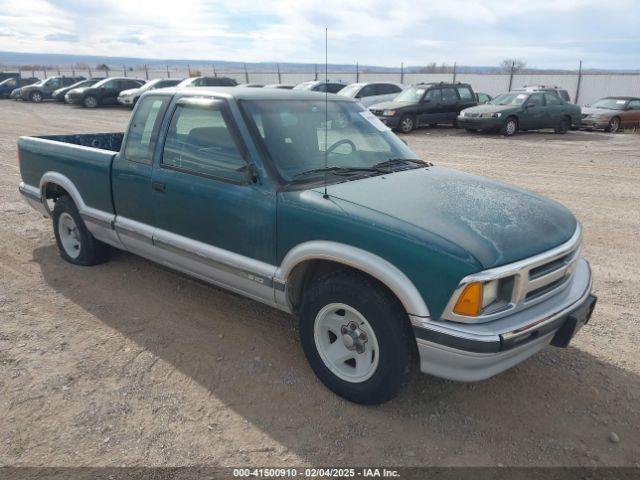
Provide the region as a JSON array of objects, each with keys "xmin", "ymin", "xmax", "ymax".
[
  {"xmin": 275, "ymin": 241, "xmax": 430, "ymax": 318},
  {"xmin": 39, "ymin": 172, "xmax": 86, "ymax": 216}
]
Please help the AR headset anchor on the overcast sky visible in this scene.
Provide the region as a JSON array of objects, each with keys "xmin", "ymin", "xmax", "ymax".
[{"xmin": 0, "ymin": 0, "xmax": 638, "ymax": 69}]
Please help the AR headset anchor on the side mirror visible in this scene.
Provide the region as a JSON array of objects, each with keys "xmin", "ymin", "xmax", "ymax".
[
  {"xmin": 422, "ymin": 98, "xmax": 430, "ymax": 104},
  {"xmin": 525, "ymin": 103, "xmax": 534, "ymax": 109}
]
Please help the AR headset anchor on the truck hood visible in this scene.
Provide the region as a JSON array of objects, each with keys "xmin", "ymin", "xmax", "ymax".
[
  {"xmin": 462, "ymin": 104, "xmax": 518, "ymax": 115},
  {"xmin": 314, "ymin": 166, "xmax": 577, "ymax": 269},
  {"xmin": 369, "ymin": 100, "xmax": 415, "ymax": 110},
  {"xmin": 582, "ymin": 107, "xmax": 616, "ymax": 117}
]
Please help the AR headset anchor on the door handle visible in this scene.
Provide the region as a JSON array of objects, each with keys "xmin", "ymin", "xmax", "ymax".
[{"xmin": 152, "ymin": 181, "xmax": 166, "ymax": 192}]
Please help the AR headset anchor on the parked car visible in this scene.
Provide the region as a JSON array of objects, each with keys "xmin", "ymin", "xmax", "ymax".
[
  {"xmin": 0, "ymin": 77, "xmax": 39, "ymax": 99},
  {"xmin": 65, "ymin": 77, "xmax": 145, "ymax": 108},
  {"xmin": 17, "ymin": 88, "xmax": 595, "ymax": 404},
  {"xmin": 177, "ymin": 76, "xmax": 238, "ymax": 87},
  {"xmin": 52, "ymin": 79, "xmax": 102, "ymax": 102},
  {"xmin": 293, "ymin": 80, "xmax": 348, "ymax": 93},
  {"xmin": 263, "ymin": 84, "xmax": 295, "ymax": 89},
  {"xmin": 237, "ymin": 83, "xmax": 264, "ymax": 88},
  {"xmin": 476, "ymin": 92, "xmax": 492, "ymax": 104},
  {"xmin": 369, "ymin": 82, "xmax": 478, "ymax": 133},
  {"xmin": 458, "ymin": 91, "xmax": 581, "ymax": 136},
  {"xmin": 515, "ymin": 85, "xmax": 572, "ymax": 103},
  {"xmin": 20, "ymin": 76, "xmax": 86, "ymax": 102},
  {"xmin": 0, "ymin": 72, "xmax": 20, "ymax": 82},
  {"xmin": 117, "ymin": 78, "xmax": 183, "ymax": 107},
  {"xmin": 581, "ymin": 97, "xmax": 640, "ymax": 133},
  {"xmin": 338, "ymin": 82, "xmax": 405, "ymax": 107}
]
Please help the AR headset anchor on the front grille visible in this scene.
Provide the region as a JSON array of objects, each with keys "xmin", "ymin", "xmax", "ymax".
[
  {"xmin": 370, "ymin": 109, "xmax": 383, "ymax": 116},
  {"xmin": 466, "ymin": 112, "xmax": 481, "ymax": 118},
  {"xmin": 521, "ymin": 243, "xmax": 581, "ymax": 306}
]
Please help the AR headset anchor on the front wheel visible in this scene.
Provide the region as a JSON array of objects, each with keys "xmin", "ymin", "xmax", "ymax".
[
  {"xmin": 30, "ymin": 91, "xmax": 43, "ymax": 103},
  {"xmin": 52, "ymin": 196, "xmax": 109, "ymax": 266},
  {"xmin": 554, "ymin": 116, "xmax": 570, "ymax": 134},
  {"xmin": 501, "ymin": 117, "xmax": 518, "ymax": 137},
  {"xmin": 299, "ymin": 270, "xmax": 415, "ymax": 404},
  {"xmin": 396, "ymin": 114, "xmax": 415, "ymax": 134},
  {"xmin": 605, "ymin": 117, "xmax": 621, "ymax": 133},
  {"xmin": 83, "ymin": 95, "xmax": 98, "ymax": 108}
]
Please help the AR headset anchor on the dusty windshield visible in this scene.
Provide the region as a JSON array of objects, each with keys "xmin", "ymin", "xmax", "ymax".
[
  {"xmin": 491, "ymin": 93, "xmax": 529, "ymax": 105},
  {"xmin": 394, "ymin": 86, "xmax": 426, "ymax": 103},
  {"xmin": 591, "ymin": 98, "xmax": 627, "ymax": 110},
  {"xmin": 242, "ymin": 99, "xmax": 418, "ymax": 183}
]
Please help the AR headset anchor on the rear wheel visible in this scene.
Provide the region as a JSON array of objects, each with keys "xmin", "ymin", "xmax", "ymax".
[
  {"xmin": 502, "ymin": 117, "xmax": 518, "ymax": 137},
  {"xmin": 605, "ymin": 117, "xmax": 621, "ymax": 133},
  {"xmin": 299, "ymin": 270, "xmax": 415, "ymax": 405},
  {"xmin": 83, "ymin": 95, "xmax": 98, "ymax": 108},
  {"xmin": 52, "ymin": 196, "xmax": 109, "ymax": 266},
  {"xmin": 554, "ymin": 116, "xmax": 570, "ymax": 134},
  {"xmin": 397, "ymin": 114, "xmax": 415, "ymax": 134},
  {"xmin": 30, "ymin": 91, "xmax": 43, "ymax": 103}
]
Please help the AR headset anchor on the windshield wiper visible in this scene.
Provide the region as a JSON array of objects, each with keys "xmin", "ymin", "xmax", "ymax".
[
  {"xmin": 293, "ymin": 165, "xmax": 378, "ymax": 178},
  {"xmin": 372, "ymin": 158, "xmax": 433, "ymax": 171}
]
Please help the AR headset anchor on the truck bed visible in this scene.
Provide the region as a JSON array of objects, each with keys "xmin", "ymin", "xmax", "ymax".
[{"xmin": 18, "ymin": 132, "xmax": 124, "ymax": 214}]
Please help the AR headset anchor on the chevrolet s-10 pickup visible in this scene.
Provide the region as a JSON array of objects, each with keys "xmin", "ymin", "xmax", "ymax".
[{"xmin": 18, "ymin": 88, "xmax": 597, "ymax": 404}]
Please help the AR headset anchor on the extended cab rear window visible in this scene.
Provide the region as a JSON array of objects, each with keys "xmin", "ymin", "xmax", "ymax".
[{"xmin": 124, "ymin": 96, "xmax": 171, "ymax": 164}]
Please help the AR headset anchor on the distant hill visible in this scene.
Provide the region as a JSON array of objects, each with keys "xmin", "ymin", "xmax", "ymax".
[{"xmin": 1, "ymin": 51, "xmax": 638, "ymax": 74}]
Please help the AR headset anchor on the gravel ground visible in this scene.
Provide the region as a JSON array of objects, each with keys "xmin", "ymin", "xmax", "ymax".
[{"xmin": 0, "ymin": 101, "xmax": 639, "ymax": 467}]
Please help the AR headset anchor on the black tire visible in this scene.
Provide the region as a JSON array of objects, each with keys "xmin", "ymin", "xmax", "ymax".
[
  {"xmin": 83, "ymin": 95, "xmax": 98, "ymax": 108},
  {"xmin": 501, "ymin": 116, "xmax": 518, "ymax": 137},
  {"xmin": 52, "ymin": 196, "xmax": 109, "ymax": 266},
  {"xmin": 554, "ymin": 116, "xmax": 570, "ymax": 134},
  {"xmin": 465, "ymin": 128, "xmax": 477, "ymax": 133},
  {"xmin": 396, "ymin": 114, "xmax": 415, "ymax": 134},
  {"xmin": 30, "ymin": 91, "xmax": 43, "ymax": 103},
  {"xmin": 299, "ymin": 270, "xmax": 415, "ymax": 405},
  {"xmin": 604, "ymin": 117, "xmax": 621, "ymax": 133}
]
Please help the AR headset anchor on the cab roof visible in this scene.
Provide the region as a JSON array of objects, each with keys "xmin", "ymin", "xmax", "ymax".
[{"xmin": 154, "ymin": 86, "xmax": 357, "ymax": 102}]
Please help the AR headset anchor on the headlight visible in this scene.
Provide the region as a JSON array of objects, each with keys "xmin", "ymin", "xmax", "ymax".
[
  {"xmin": 452, "ymin": 277, "xmax": 514, "ymax": 317},
  {"xmin": 382, "ymin": 110, "xmax": 396, "ymax": 116},
  {"xmin": 492, "ymin": 112, "xmax": 502, "ymax": 118},
  {"xmin": 460, "ymin": 111, "xmax": 467, "ymax": 117},
  {"xmin": 481, "ymin": 112, "xmax": 502, "ymax": 118}
]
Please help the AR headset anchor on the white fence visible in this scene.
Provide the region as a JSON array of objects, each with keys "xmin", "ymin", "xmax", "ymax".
[{"xmin": 10, "ymin": 66, "xmax": 640, "ymax": 105}]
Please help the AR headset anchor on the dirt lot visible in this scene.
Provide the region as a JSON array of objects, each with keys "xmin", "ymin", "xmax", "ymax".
[{"xmin": 1, "ymin": 100, "xmax": 639, "ymax": 468}]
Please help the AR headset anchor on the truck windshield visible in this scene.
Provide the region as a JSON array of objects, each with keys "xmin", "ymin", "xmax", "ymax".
[
  {"xmin": 242, "ymin": 99, "xmax": 418, "ymax": 183},
  {"xmin": 394, "ymin": 86, "xmax": 426, "ymax": 103}
]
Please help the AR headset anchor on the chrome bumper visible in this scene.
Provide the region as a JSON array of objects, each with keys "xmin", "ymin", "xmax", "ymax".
[
  {"xmin": 19, "ymin": 182, "xmax": 49, "ymax": 217},
  {"xmin": 411, "ymin": 258, "xmax": 593, "ymax": 381}
]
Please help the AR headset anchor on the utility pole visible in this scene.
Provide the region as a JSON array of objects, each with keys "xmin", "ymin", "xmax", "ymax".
[
  {"xmin": 314, "ymin": 64, "xmax": 318, "ymax": 81},
  {"xmin": 575, "ymin": 60, "xmax": 583, "ymax": 104},
  {"xmin": 507, "ymin": 60, "xmax": 515, "ymax": 91},
  {"xmin": 452, "ymin": 62, "xmax": 457, "ymax": 83},
  {"xmin": 213, "ymin": 64, "xmax": 217, "ymax": 77},
  {"xmin": 400, "ymin": 62, "xmax": 404, "ymax": 84},
  {"xmin": 244, "ymin": 63, "xmax": 249, "ymax": 83},
  {"xmin": 123, "ymin": 65, "xmax": 127, "ymax": 77},
  {"xmin": 166, "ymin": 64, "xmax": 170, "ymax": 78},
  {"xmin": 187, "ymin": 64, "xmax": 192, "ymax": 77},
  {"xmin": 144, "ymin": 64, "xmax": 149, "ymax": 80}
]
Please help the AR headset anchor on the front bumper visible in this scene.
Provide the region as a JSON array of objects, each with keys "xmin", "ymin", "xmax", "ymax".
[
  {"xmin": 411, "ymin": 258, "xmax": 594, "ymax": 381},
  {"xmin": 118, "ymin": 95, "xmax": 135, "ymax": 106},
  {"xmin": 65, "ymin": 93, "xmax": 83, "ymax": 105},
  {"xmin": 581, "ymin": 117, "xmax": 609, "ymax": 130},
  {"xmin": 375, "ymin": 115, "xmax": 400, "ymax": 128},
  {"xmin": 457, "ymin": 116, "xmax": 503, "ymax": 130}
]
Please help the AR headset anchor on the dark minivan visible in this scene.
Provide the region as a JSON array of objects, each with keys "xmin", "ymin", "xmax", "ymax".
[
  {"xmin": 0, "ymin": 77, "xmax": 39, "ymax": 99},
  {"xmin": 20, "ymin": 76, "xmax": 86, "ymax": 102},
  {"xmin": 369, "ymin": 82, "xmax": 477, "ymax": 133},
  {"xmin": 65, "ymin": 77, "xmax": 145, "ymax": 108}
]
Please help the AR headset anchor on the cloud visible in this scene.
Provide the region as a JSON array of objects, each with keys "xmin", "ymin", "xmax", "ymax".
[
  {"xmin": 0, "ymin": 0, "xmax": 638, "ymax": 69},
  {"xmin": 44, "ymin": 33, "xmax": 78, "ymax": 42}
]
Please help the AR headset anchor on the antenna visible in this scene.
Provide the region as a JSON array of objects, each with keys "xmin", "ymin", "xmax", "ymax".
[{"xmin": 323, "ymin": 27, "xmax": 329, "ymax": 199}]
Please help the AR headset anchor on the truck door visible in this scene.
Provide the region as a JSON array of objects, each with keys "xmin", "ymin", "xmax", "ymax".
[
  {"xmin": 520, "ymin": 93, "xmax": 546, "ymax": 130},
  {"xmin": 417, "ymin": 88, "xmax": 441, "ymax": 125},
  {"xmin": 112, "ymin": 94, "xmax": 172, "ymax": 251},
  {"xmin": 150, "ymin": 97, "xmax": 277, "ymax": 290}
]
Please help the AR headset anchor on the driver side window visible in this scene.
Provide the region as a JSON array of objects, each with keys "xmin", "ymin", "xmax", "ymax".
[{"xmin": 424, "ymin": 89, "xmax": 441, "ymax": 103}]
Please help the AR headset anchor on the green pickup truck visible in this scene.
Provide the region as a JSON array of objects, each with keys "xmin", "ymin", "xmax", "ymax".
[{"xmin": 18, "ymin": 88, "xmax": 596, "ymax": 404}]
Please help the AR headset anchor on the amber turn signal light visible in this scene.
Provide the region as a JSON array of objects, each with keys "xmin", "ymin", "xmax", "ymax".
[{"xmin": 453, "ymin": 282, "xmax": 483, "ymax": 316}]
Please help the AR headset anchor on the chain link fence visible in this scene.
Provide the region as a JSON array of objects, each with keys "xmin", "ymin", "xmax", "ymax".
[{"xmin": 3, "ymin": 64, "xmax": 640, "ymax": 105}]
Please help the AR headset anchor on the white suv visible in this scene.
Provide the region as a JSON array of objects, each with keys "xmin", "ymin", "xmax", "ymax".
[{"xmin": 338, "ymin": 82, "xmax": 405, "ymax": 107}]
